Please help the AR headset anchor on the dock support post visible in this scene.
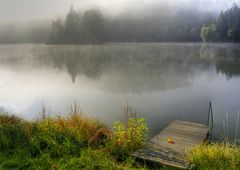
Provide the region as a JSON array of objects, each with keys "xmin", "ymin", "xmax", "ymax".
[{"xmin": 207, "ymin": 101, "xmax": 214, "ymax": 140}]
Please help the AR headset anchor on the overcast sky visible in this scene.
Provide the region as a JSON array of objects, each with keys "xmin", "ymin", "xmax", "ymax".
[{"xmin": 0, "ymin": 0, "xmax": 239, "ymax": 23}]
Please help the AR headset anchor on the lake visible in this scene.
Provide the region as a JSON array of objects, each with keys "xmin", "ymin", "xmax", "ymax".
[{"xmin": 0, "ymin": 43, "xmax": 240, "ymax": 140}]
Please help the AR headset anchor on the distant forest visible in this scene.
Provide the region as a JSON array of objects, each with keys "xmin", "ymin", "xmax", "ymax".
[{"xmin": 0, "ymin": 4, "xmax": 240, "ymax": 44}]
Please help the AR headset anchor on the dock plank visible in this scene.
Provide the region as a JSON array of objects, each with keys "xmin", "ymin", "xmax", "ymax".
[{"xmin": 132, "ymin": 120, "xmax": 209, "ymax": 169}]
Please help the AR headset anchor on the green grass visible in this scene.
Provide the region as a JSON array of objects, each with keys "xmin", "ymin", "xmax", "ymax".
[
  {"xmin": 188, "ymin": 142, "xmax": 240, "ymax": 170},
  {"xmin": 1, "ymin": 112, "xmax": 239, "ymax": 170},
  {"xmin": 0, "ymin": 112, "xmax": 149, "ymax": 170}
]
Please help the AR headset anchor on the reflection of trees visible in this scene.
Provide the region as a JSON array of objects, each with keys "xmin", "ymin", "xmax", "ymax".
[
  {"xmin": 44, "ymin": 46, "xmax": 106, "ymax": 82},
  {"xmin": 40, "ymin": 44, "xmax": 210, "ymax": 92},
  {"xmin": 1, "ymin": 43, "xmax": 240, "ymax": 93},
  {"xmin": 216, "ymin": 60, "xmax": 240, "ymax": 79},
  {"xmin": 37, "ymin": 43, "xmax": 240, "ymax": 92},
  {"xmin": 215, "ymin": 47, "xmax": 240, "ymax": 79},
  {"xmin": 199, "ymin": 44, "xmax": 240, "ymax": 79}
]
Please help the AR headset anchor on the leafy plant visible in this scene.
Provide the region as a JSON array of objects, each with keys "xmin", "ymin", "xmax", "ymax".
[{"xmin": 109, "ymin": 105, "xmax": 148, "ymax": 160}]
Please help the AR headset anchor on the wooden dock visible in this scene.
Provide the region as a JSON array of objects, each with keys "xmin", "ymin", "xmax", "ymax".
[{"xmin": 132, "ymin": 120, "xmax": 209, "ymax": 169}]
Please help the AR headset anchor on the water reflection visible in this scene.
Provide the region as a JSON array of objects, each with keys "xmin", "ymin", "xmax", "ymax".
[
  {"xmin": 199, "ymin": 43, "xmax": 240, "ymax": 79},
  {"xmin": 36, "ymin": 43, "xmax": 240, "ymax": 93},
  {"xmin": 0, "ymin": 43, "xmax": 240, "ymax": 140},
  {"xmin": 1, "ymin": 43, "xmax": 240, "ymax": 90}
]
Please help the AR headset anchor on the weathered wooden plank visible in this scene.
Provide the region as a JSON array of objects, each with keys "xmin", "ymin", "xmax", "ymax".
[{"xmin": 133, "ymin": 120, "xmax": 209, "ymax": 169}]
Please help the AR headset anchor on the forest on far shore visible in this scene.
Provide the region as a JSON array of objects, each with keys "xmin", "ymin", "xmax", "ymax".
[{"xmin": 0, "ymin": 4, "xmax": 240, "ymax": 44}]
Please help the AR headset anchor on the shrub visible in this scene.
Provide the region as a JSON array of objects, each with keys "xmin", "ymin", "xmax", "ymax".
[
  {"xmin": 36, "ymin": 113, "xmax": 107, "ymax": 143},
  {"xmin": 0, "ymin": 114, "xmax": 33, "ymax": 151},
  {"xmin": 113, "ymin": 118, "xmax": 147, "ymax": 151},
  {"xmin": 188, "ymin": 142, "xmax": 240, "ymax": 170},
  {"xmin": 109, "ymin": 106, "xmax": 148, "ymax": 160},
  {"xmin": 29, "ymin": 113, "xmax": 109, "ymax": 158}
]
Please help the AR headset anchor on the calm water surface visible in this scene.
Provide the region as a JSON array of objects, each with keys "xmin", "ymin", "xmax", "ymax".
[{"xmin": 0, "ymin": 43, "xmax": 240, "ymax": 140}]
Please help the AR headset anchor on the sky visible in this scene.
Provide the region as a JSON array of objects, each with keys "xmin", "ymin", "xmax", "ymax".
[{"xmin": 0, "ymin": 0, "xmax": 239, "ymax": 23}]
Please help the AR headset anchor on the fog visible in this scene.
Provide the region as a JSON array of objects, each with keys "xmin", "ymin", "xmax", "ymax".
[
  {"xmin": 0, "ymin": 0, "xmax": 240, "ymax": 43},
  {"xmin": 0, "ymin": 0, "xmax": 239, "ymax": 23}
]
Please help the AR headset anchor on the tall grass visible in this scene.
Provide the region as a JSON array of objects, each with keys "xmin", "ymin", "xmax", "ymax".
[
  {"xmin": 234, "ymin": 111, "xmax": 240, "ymax": 144},
  {"xmin": 188, "ymin": 110, "xmax": 240, "ymax": 170},
  {"xmin": 188, "ymin": 142, "xmax": 240, "ymax": 170},
  {"xmin": 222, "ymin": 110, "xmax": 240, "ymax": 144},
  {"xmin": 0, "ymin": 104, "xmax": 148, "ymax": 169},
  {"xmin": 0, "ymin": 112, "xmax": 115, "ymax": 169}
]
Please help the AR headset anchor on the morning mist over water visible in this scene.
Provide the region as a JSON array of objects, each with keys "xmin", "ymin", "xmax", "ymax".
[
  {"xmin": 1, "ymin": 1, "xmax": 240, "ymax": 169},
  {"xmin": 0, "ymin": 0, "xmax": 240, "ymax": 141},
  {"xmin": 0, "ymin": 43, "xmax": 240, "ymax": 140}
]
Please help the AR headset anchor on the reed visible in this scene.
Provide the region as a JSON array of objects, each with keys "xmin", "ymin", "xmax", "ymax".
[
  {"xmin": 222, "ymin": 110, "xmax": 240, "ymax": 143},
  {"xmin": 234, "ymin": 111, "xmax": 240, "ymax": 144}
]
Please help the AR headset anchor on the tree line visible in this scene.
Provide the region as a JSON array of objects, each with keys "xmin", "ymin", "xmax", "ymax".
[
  {"xmin": 0, "ymin": 4, "xmax": 239, "ymax": 44},
  {"xmin": 49, "ymin": 6, "xmax": 207, "ymax": 43},
  {"xmin": 49, "ymin": 4, "xmax": 240, "ymax": 44},
  {"xmin": 201, "ymin": 4, "xmax": 240, "ymax": 42}
]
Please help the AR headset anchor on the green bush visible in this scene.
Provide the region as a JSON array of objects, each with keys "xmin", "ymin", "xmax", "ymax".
[
  {"xmin": 0, "ymin": 114, "xmax": 32, "ymax": 151},
  {"xmin": 113, "ymin": 117, "xmax": 147, "ymax": 150},
  {"xmin": 108, "ymin": 108, "xmax": 148, "ymax": 160}
]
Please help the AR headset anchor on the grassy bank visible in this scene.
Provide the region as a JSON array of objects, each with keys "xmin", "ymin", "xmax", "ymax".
[
  {"xmin": 0, "ymin": 110, "xmax": 240, "ymax": 170},
  {"xmin": 188, "ymin": 142, "xmax": 240, "ymax": 170},
  {"xmin": 0, "ymin": 109, "xmax": 149, "ymax": 170}
]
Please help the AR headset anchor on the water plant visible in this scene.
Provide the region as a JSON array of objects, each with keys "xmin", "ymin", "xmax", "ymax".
[{"xmin": 222, "ymin": 110, "xmax": 240, "ymax": 144}]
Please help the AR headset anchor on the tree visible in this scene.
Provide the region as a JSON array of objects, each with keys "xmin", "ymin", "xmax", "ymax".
[
  {"xmin": 217, "ymin": 12, "xmax": 229, "ymax": 41},
  {"xmin": 227, "ymin": 4, "xmax": 240, "ymax": 42},
  {"xmin": 65, "ymin": 6, "xmax": 81, "ymax": 43},
  {"xmin": 216, "ymin": 4, "xmax": 240, "ymax": 42},
  {"xmin": 49, "ymin": 19, "xmax": 65, "ymax": 43},
  {"xmin": 81, "ymin": 9, "xmax": 106, "ymax": 43},
  {"xmin": 200, "ymin": 23, "xmax": 217, "ymax": 42},
  {"xmin": 190, "ymin": 27, "xmax": 201, "ymax": 41}
]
